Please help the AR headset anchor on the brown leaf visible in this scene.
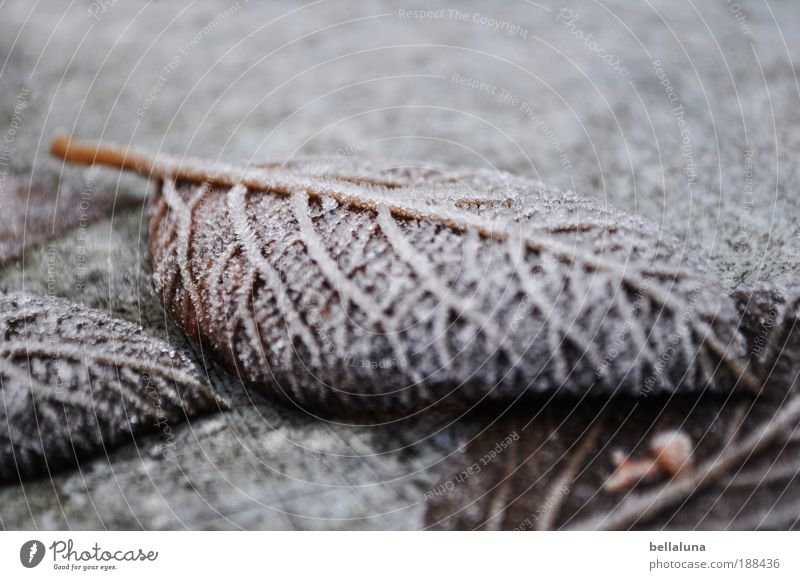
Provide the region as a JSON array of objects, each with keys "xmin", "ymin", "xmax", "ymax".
[
  {"xmin": 0, "ymin": 293, "xmax": 224, "ymax": 481},
  {"xmin": 423, "ymin": 399, "xmax": 610, "ymax": 530},
  {"xmin": 572, "ymin": 396, "xmax": 800, "ymax": 530},
  {"xmin": 424, "ymin": 393, "xmax": 800, "ymax": 530},
  {"xmin": 51, "ymin": 135, "xmax": 760, "ymax": 416},
  {"xmin": 0, "ymin": 174, "xmax": 136, "ymax": 266}
]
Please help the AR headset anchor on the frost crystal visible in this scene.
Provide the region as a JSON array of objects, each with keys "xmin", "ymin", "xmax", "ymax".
[
  {"xmin": 0, "ymin": 294, "xmax": 223, "ymax": 480},
  {"xmin": 52, "ymin": 135, "xmax": 758, "ymax": 415}
]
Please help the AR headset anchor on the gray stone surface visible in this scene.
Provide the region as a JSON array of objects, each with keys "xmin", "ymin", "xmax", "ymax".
[{"xmin": 1, "ymin": 0, "xmax": 799, "ymax": 529}]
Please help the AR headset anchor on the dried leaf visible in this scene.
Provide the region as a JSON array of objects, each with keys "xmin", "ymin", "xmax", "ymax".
[
  {"xmin": 573, "ymin": 394, "xmax": 800, "ymax": 529},
  {"xmin": 0, "ymin": 174, "xmax": 135, "ymax": 266},
  {"xmin": 563, "ymin": 289, "xmax": 800, "ymax": 530},
  {"xmin": 51, "ymin": 135, "xmax": 761, "ymax": 415},
  {"xmin": 424, "ymin": 392, "xmax": 800, "ymax": 530},
  {"xmin": 0, "ymin": 293, "xmax": 223, "ymax": 481}
]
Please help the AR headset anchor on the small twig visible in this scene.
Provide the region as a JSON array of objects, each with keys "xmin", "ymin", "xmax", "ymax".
[
  {"xmin": 723, "ymin": 461, "xmax": 800, "ymax": 488},
  {"xmin": 536, "ymin": 410, "xmax": 607, "ymax": 530},
  {"xmin": 604, "ymin": 430, "xmax": 693, "ymax": 493},
  {"xmin": 572, "ymin": 393, "xmax": 800, "ymax": 530},
  {"xmin": 723, "ymin": 400, "xmax": 751, "ymax": 442},
  {"xmin": 481, "ymin": 421, "xmax": 520, "ymax": 531}
]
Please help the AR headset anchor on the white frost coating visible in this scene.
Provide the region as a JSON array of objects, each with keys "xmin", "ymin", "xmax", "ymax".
[
  {"xmin": 228, "ymin": 184, "xmax": 319, "ymax": 369},
  {"xmin": 289, "ymin": 190, "xmax": 424, "ymax": 390},
  {"xmin": 376, "ymin": 204, "xmax": 519, "ymax": 366},
  {"xmin": 139, "ymin": 154, "xmax": 758, "ymax": 414},
  {"xmin": 0, "ymin": 294, "xmax": 222, "ymax": 480}
]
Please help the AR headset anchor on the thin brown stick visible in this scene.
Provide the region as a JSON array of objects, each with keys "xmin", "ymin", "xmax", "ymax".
[
  {"xmin": 536, "ymin": 410, "xmax": 607, "ymax": 530},
  {"xmin": 51, "ymin": 132, "xmax": 225, "ymax": 184},
  {"xmin": 573, "ymin": 394, "xmax": 800, "ymax": 530},
  {"xmin": 481, "ymin": 421, "xmax": 520, "ymax": 531}
]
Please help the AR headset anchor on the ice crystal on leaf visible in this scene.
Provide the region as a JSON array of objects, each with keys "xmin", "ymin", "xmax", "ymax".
[
  {"xmin": 51, "ymin": 135, "xmax": 759, "ymax": 416},
  {"xmin": 0, "ymin": 293, "xmax": 222, "ymax": 480}
]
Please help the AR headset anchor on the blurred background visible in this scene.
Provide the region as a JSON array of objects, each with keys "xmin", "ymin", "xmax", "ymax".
[{"xmin": 1, "ymin": 0, "xmax": 799, "ymax": 530}]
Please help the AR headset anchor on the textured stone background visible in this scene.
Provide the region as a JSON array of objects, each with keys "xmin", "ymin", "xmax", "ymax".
[{"xmin": 1, "ymin": 0, "xmax": 799, "ymax": 530}]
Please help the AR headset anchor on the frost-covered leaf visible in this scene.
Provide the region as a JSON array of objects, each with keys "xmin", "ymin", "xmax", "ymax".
[
  {"xmin": 733, "ymin": 278, "xmax": 800, "ymax": 398},
  {"xmin": 0, "ymin": 293, "xmax": 224, "ymax": 481},
  {"xmin": 51, "ymin": 135, "xmax": 761, "ymax": 415},
  {"xmin": 421, "ymin": 282, "xmax": 800, "ymax": 530},
  {"xmin": 0, "ymin": 174, "xmax": 135, "ymax": 266}
]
